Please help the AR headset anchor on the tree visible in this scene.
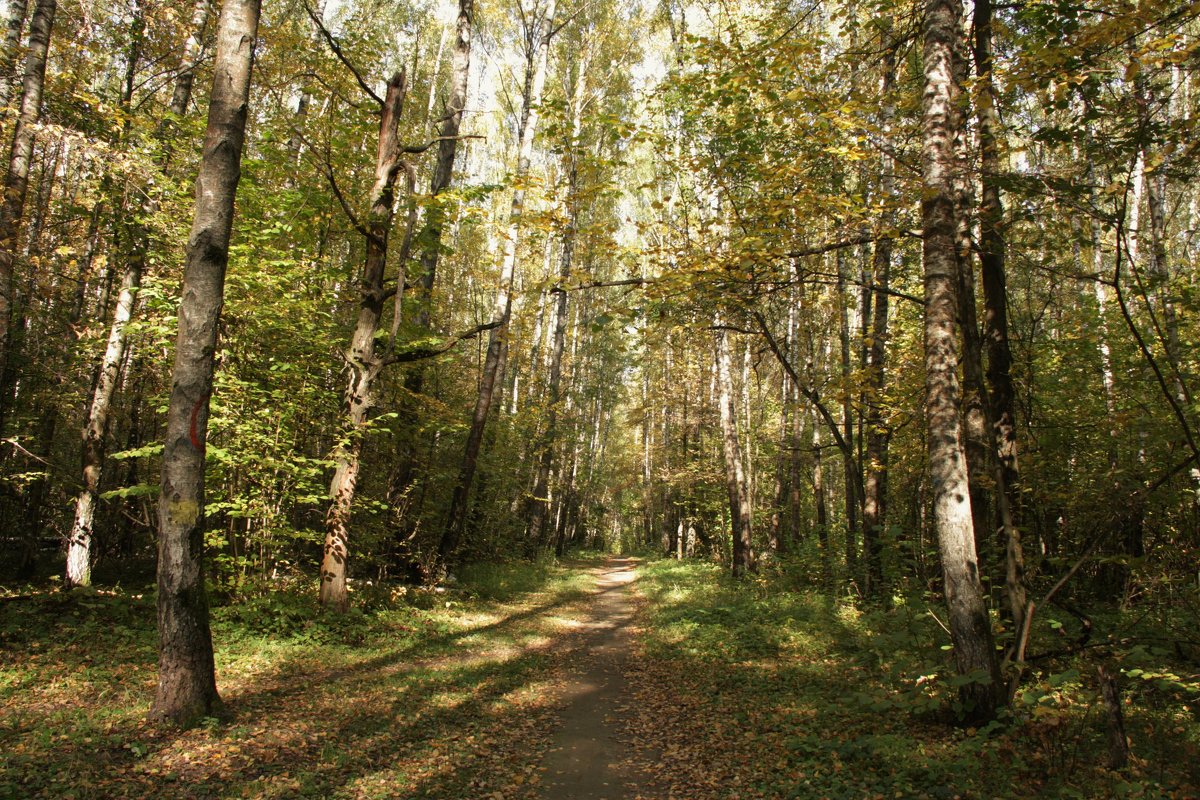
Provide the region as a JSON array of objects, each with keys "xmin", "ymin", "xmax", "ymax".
[
  {"xmin": 0, "ymin": 0, "xmax": 54, "ymax": 433},
  {"xmin": 319, "ymin": 70, "xmax": 410, "ymax": 613},
  {"xmin": 439, "ymin": 0, "xmax": 558, "ymax": 564},
  {"xmin": 66, "ymin": 0, "xmax": 211, "ymax": 589},
  {"xmin": 151, "ymin": 0, "xmax": 260, "ymax": 725},
  {"xmin": 919, "ymin": 0, "xmax": 1000, "ymax": 719},
  {"xmin": 716, "ymin": 326, "xmax": 753, "ymax": 576}
]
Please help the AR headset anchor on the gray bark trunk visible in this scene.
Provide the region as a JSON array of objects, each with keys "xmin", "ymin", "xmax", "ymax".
[
  {"xmin": 320, "ymin": 72, "xmax": 408, "ymax": 612},
  {"xmin": 862, "ymin": 30, "xmax": 896, "ymax": 600},
  {"xmin": 0, "ymin": 0, "xmax": 27, "ymax": 111},
  {"xmin": 527, "ymin": 52, "xmax": 586, "ymax": 548},
  {"xmin": 973, "ymin": 0, "xmax": 1026, "ymax": 638},
  {"xmin": 920, "ymin": 0, "xmax": 1000, "ymax": 720},
  {"xmin": 151, "ymin": 0, "xmax": 260, "ymax": 726}
]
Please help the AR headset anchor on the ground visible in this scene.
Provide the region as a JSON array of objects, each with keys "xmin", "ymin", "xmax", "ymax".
[{"xmin": 1, "ymin": 556, "xmax": 1197, "ymax": 799}]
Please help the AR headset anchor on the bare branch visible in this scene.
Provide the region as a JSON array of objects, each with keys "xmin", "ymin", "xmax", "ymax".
[
  {"xmin": 401, "ymin": 134, "xmax": 486, "ymax": 154},
  {"xmin": 383, "ymin": 320, "xmax": 505, "ymax": 365},
  {"xmin": 303, "ymin": 0, "xmax": 384, "ymax": 106}
]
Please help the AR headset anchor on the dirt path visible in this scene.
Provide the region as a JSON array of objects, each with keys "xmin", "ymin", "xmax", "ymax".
[{"xmin": 540, "ymin": 556, "xmax": 646, "ymax": 800}]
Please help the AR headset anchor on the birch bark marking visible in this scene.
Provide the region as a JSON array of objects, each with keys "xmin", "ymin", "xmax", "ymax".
[
  {"xmin": 320, "ymin": 72, "xmax": 408, "ymax": 612},
  {"xmin": 439, "ymin": 0, "xmax": 556, "ymax": 563},
  {"xmin": 152, "ymin": 0, "xmax": 260, "ymax": 726},
  {"xmin": 920, "ymin": 0, "xmax": 1000, "ymax": 720},
  {"xmin": 0, "ymin": 0, "xmax": 54, "ymax": 430}
]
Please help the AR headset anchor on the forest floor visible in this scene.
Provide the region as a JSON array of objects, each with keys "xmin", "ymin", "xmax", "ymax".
[{"xmin": 1, "ymin": 555, "xmax": 1198, "ymax": 799}]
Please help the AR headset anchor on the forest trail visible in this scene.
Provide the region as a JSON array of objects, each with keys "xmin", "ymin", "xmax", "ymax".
[{"xmin": 541, "ymin": 556, "xmax": 648, "ymax": 800}]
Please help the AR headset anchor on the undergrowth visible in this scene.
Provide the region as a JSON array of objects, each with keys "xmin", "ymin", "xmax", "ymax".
[
  {"xmin": 629, "ymin": 557, "xmax": 1199, "ymax": 800},
  {"xmin": 0, "ymin": 558, "xmax": 591, "ymax": 799}
]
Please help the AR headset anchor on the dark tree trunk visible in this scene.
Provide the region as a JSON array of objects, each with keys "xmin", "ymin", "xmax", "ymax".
[
  {"xmin": 862, "ymin": 30, "xmax": 896, "ymax": 601},
  {"xmin": 972, "ymin": 0, "xmax": 1027, "ymax": 638},
  {"xmin": 920, "ymin": 0, "xmax": 1000, "ymax": 721},
  {"xmin": 151, "ymin": 0, "xmax": 260, "ymax": 727}
]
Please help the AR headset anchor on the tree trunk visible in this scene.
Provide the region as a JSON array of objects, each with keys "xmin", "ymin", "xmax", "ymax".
[
  {"xmin": 439, "ymin": 0, "xmax": 554, "ymax": 563},
  {"xmin": 973, "ymin": 0, "xmax": 1026, "ymax": 637},
  {"xmin": 0, "ymin": 0, "xmax": 27, "ymax": 111},
  {"xmin": 920, "ymin": 0, "xmax": 1000, "ymax": 720},
  {"xmin": 717, "ymin": 327, "xmax": 753, "ymax": 577},
  {"xmin": 67, "ymin": 0, "xmax": 208, "ymax": 588},
  {"xmin": 151, "ymin": 0, "xmax": 260, "ymax": 726},
  {"xmin": 862, "ymin": 31, "xmax": 896, "ymax": 601},
  {"xmin": 527, "ymin": 52, "xmax": 586, "ymax": 549},
  {"xmin": 319, "ymin": 72, "xmax": 408, "ymax": 612},
  {"xmin": 0, "ymin": 0, "xmax": 53, "ymax": 434},
  {"xmin": 836, "ymin": 250, "xmax": 859, "ymax": 583}
]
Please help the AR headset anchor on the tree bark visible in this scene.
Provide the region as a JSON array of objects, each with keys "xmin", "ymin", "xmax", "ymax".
[
  {"xmin": 439, "ymin": 0, "xmax": 554, "ymax": 563},
  {"xmin": 836, "ymin": 250, "xmax": 859, "ymax": 583},
  {"xmin": 319, "ymin": 72, "xmax": 408, "ymax": 612},
  {"xmin": 0, "ymin": 0, "xmax": 27, "ymax": 112},
  {"xmin": 862, "ymin": 29, "xmax": 896, "ymax": 601},
  {"xmin": 717, "ymin": 327, "xmax": 753, "ymax": 577},
  {"xmin": 0, "ymin": 0, "xmax": 53, "ymax": 434},
  {"xmin": 920, "ymin": 0, "xmax": 1000, "ymax": 720},
  {"xmin": 151, "ymin": 0, "xmax": 260, "ymax": 726},
  {"xmin": 67, "ymin": 0, "xmax": 208, "ymax": 589},
  {"xmin": 389, "ymin": 0, "xmax": 475, "ymax": 518},
  {"xmin": 411, "ymin": 0, "xmax": 473, "ymax": 330},
  {"xmin": 527, "ymin": 52, "xmax": 586, "ymax": 549},
  {"xmin": 973, "ymin": 0, "xmax": 1026, "ymax": 638}
]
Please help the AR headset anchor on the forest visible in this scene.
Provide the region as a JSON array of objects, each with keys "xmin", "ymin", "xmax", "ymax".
[{"xmin": 0, "ymin": 0, "xmax": 1198, "ymax": 795}]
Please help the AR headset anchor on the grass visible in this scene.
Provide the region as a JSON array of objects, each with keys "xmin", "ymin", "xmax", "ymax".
[
  {"xmin": 622, "ymin": 557, "xmax": 1200, "ymax": 800},
  {"xmin": 0, "ymin": 559, "xmax": 594, "ymax": 800}
]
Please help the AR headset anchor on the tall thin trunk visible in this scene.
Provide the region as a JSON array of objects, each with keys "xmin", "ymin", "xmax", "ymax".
[
  {"xmin": 920, "ymin": 0, "xmax": 1000, "ymax": 720},
  {"xmin": 151, "ymin": 0, "xmax": 260, "ymax": 727},
  {"xmin": 319, "ymin": 72, "xmax": 408, "ymax": 612},
  {"xmin": 391, "ymin": 0, "xmax": 474, "ymax": 507},
  {"xmin": 811, "ymin": 401, "xmax": 830, "ymax": 585},
  {"xmin": 439, "ymin": 0, "xmax": 555, "ymax": 563},
  {"xmin": 409, "ymin": 0, "xmax": 474, "ymax": 334},
  {"xmin": 862, "ymin": 30, "xmax": 895, "ymax": 601},
  {"xmin": 169, "ymin": 0, "xmax": 209, "ymax": 118},
  {"xmin": 717, "ymin": 327, "xmax": 753, "ymax": 576},
  {"xmin": 67, "ymin": 0, "xmax": 209, "ymax": 588},
  {"xmin": 527, "ymin": 53, "xmax": 586, "ymax": 548},
  {"xmin": 836, "ymin": 247, "xmax": 859, "ymax": 587},
  {"xmin": 0, "ymin": 0, "xmax": 54, "ymax": 433},
  {"xmin": 973, "ymin": 0, "xmax": 1026, "ymax": 636}
]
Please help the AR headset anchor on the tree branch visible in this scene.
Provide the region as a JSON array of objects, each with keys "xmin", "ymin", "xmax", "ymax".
[
  {"xmin": 383, "ymin": 320, "xmax": 504, "ymax": 365},
  {"xmin": 304, "ymin": 0, "xmax": 384, "ymax": 106},
  {"xmin": 401, "ymin": 134, "xmax": 486, "ymax": 154}
]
